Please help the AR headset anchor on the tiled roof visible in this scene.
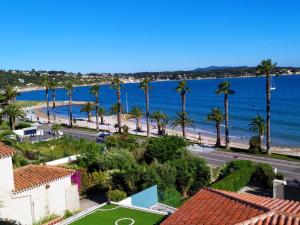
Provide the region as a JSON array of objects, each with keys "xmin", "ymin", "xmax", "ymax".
[
  {"xmin": 13, "ymin": 165, "xmax": 74, "ymax": 193},
  {"xmin": 0, "ymin": 142, "xmax": 15, "ymax": 158},
  {"xmin": 161, "ymin": 188, "xmax": 300, "ymax": 225}
]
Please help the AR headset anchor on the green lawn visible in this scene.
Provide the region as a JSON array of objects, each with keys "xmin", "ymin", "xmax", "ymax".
[{"xmin": 71, "ymin": 204, "xmax": 165, "ymax": 225}]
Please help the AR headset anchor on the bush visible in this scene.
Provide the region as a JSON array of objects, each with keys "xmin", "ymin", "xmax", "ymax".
[
  {"xmin": 249, "ymin": 136, "xmax": 263, "ymax": 154},
  {"xmin": 218, "ymin": 160, "xmax": 254, "ymax": 180},
  {"xmin": 63, "ymin": 210, "xmax": 74, "ymax": 219},
  {"xmin": 15, "ymin": 122, "xmax": 32, "ymax": 130},
  {"xmin": 106, "ymin": 189, "xmax": 127, "ymax": 202},
  {"xmin": 145, "ymin": 135, "xmax": 188, "ymax": 163},
  {"xmin": 87, "ymin": 171, "xmax": 111, "ymax": 193},
  {"xmin": 105, "ymin": 134, "xmax": 138, "ymax": 150},
  {"xmin": 24, "ymin": 150, "xmax": 37, "ymax": 160},
  {"xmin": 0, "ymin": 219, "xmax": 22, "ymax": 225},
  {"xmin": 251, "ymin": 163, "xmax": 276, "ymax": 188},
  {"xmin": 159, "ymin": 188, "xmax": 182, "ymax": 208}
]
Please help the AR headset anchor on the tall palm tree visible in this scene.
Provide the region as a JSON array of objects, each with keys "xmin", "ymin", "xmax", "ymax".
[
  {"xmin": 249, "ymin": 115, "xmax": 266, "ymax": 149},
  {"xmin": 111, "ymin": 78, "xmax": 123, "ymax": 133},
  {"xmin": 257, "ymin": 59, "xmax": 277, "ymax": 155},
  {"xmin": 207, "ymin": 107, "xmax": 224, "ymax": 147},
  {"xmin": 81, "ymin": 102, "xmax": 94, "ymax": 122},
  {"xmin": 64, "ymin": 82, "xmax": 73, "ymax": 127},
  {"xmin": 98, "ymin": 107, "xmax": 106, "ymax": 124},
  {"xmin": 172, "ymin": 112, "xmax": 194, "ymax": 133},
  {"xmin": 139, "ymin": 78, "xmax": 151, "ymax": 137},
  {"xmin": 51, "ymin": 123, "xmax": 61, "ymax": 139},
  {"xmin": 150, "ymin": 111, "xmax": 168, "ymax": 135},
  {"xmin": 89, "ymin": 85, "xmax": 100, "ymax": 131},
  {"xmin": 175, "ymin": 80, "xmax": 190, "ymax": 138},
  {"xmin": 3, "ymin": 86, "xmax": 19, "ymax": 105},
  {"xmin": 216, "ymin": 81, "xmax": 235, "ymax": 149},
  {"xmin": 1, "ymin": 104, "xmax": 25, "ymax": 130},
  {"xmin": 130, "ymin": 106, "xmax": 143, "ymax": 131},
  {"xmin": 42, "ymin": 75, "xmax": 51, "ymax": 124},
  {"xmin": 49, "ymin": 80, "xmax": 58, "ymax": 124}
]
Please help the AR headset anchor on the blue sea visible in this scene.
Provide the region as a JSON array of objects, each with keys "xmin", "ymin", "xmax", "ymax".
[{"xmin": 17, "ymin": 75, "xmax": 300, "ymax": 147}]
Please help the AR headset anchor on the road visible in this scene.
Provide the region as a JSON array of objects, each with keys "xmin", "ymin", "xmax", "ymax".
[{"xmin": 39, "ymin": 125, "xmax": 300, "ymax": 185}]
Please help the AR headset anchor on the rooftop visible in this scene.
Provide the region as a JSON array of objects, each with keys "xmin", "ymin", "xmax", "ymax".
[
  {"xmin": 0, "ymin": 142, "xmax": 15, "ymax": 159},
  {"xmin": 13, "ymin": 165, "xmax": 74, "ymax": 193},
  {"xmin": 161, "ymin": 188, "xmax": 300, "ymax": 225}
]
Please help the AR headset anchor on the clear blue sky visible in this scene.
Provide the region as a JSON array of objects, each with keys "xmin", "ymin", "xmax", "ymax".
[{"xmin": 0, "ymin": 0, "xmax": 299, "ymax": 73}]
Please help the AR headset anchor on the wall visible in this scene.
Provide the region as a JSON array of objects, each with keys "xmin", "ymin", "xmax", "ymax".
[{"xmin": 0, "ymin": 157, "xmax": 14, "ymax": 196}]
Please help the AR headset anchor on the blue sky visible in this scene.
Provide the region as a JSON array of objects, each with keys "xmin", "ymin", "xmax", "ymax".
[{"xmin": 0, "ymin": 0, "xmax": 299, "ymax": 73}]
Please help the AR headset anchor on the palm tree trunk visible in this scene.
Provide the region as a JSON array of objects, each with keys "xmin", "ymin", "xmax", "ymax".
[
  {"xmin": 88, "ymin": 111, "xmax": 91, "ymax": 122},
  {"xmin": 46, "ymin": 87, "xmax": 50, "ymax": 124},
  {"xmin": 145, "ymin": 85, "xmax": 150, "ymax": 137},
  {"xmin": 117, "ymin": 87, "xmax": 122, "ymax": 133},
  {"xmin": 95, "ymin": 94, "xmax": 99, "ymax": 131},
  {"xmin": 136, "ymin": 117, "xmax": 140, "ymax": 131},
  {"xmin": 100, "ymin": 115, "xmax": 104, "ymax": 124},
  {"xmin": 69, "ymin": 94, "xmax": 73, "ymax": 127},
  {"xmin": 266, "ymin": 73, "xmax": 271, "ymax": 154},
  {"xmin": 182, "ymin": 93, "xmax": 186, "ymax": 138},
  {"xmin": 224, "ymin": 94, "xmax": 229, "ymax": 149},
  {"xmin": 216, "ymin": 124, "xmax": 221, "ymax": 147},
  {"xmin": 52, "ymin": 89, "xmax": 56, "ymax": 124},
  {"xmin": 9, "ymin": 117, "xmax": 14, "ymax": 130}
]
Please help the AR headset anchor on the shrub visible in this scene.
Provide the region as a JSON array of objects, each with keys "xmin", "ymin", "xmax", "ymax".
[
  {"xmin": 87, "ymin": 171, "xmax": 111, "ymax": 193},
  {"xmin": 15, "ymin": 122, "xmax": 32, "ymax": 130},
  {"xmin": 105, "ymin": 134, "xmax": 138, "ymax": 150},
  {"xmin": 24, "ymin": 150, "xmax": 37, "ymax": 160},
  {"xmin": 275, "ymin": 173, "xmax": 284, "ymax": 180},
  {"xmin": 63, "ymin": 210, "xmax": 74, "ymax": 219},
  {"xmin": 159, "ymin": 188, "xmax": 182, "ymax": 208},
  {"xmin": 145, "ymin": 135, "xmax": 188, "ymax": 163},
  {"xmin": 106, "ymin": 189, "xmax": 127, "ymax": 202},
  {"xmin": 0, "ymin": 219, "xmax": 22, "ymax": 225},
  {"xmin": 249, "ymin": 136, "xmax": 262, "ymax": 154},
  {"xmin": 218, "ymin": 160, "xmax": 254, "ymax": 180},
  {"xmin": 251, "ymin": 163, "xmax": 277, "ymax": 188}
]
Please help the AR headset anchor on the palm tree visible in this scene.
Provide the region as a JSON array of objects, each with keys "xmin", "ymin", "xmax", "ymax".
[
  {"xmin": 51, "ymin": 124, "xmax": 61, "ymax": 139},
  {"xmin": 172, "ymin": 112, "xmax": 194, "ymax": 133},
  {"xmin": 64, "ymin": 82, "xmax": 73, "ymax": 127},
  {"xmin": 257, "ymin": 59, "xmax": 277, "ymax": 155},
  {"xmin": 81, "ymin": 102, "xmax": 94, "ymax": 122},
  {"xmin": 216, "ymin": 81, "xmax": 235, "ymax": 149},
  {"xmin": 3, "ymin": 86, "xmax": 19, "ymax": 105},
  {"xmin": 207, "ymin": 107, "xmax": 224, "ymax": 147},
  {"xmin": 89, "ymin": 85, "xmax": 100, "ymax": 131},
  {"xmin": 98, "ymin": 107, "xmax": 106, "ymax": 124},
  {"xmin": 249, "ymin": 115, "xmax": 266, "ymax": 148},
  {"xmin": 175, "ymin": 80, "xmax": 190, "ymax": 138},
  {"xmin": 42, "ymin": 75, "xmax": 51, "ymax": 124},
  {"xmin": 111, "ymin": 78, "xmax": 123, "ymax": 133},
  {"xmin": 1, "ymin": 104, "xmax": 25, "ymax": 130},
  {"xmin": 49, "ymin": 80, "xmax": 58, "ymax": 124},
  {"xmin": 139, "ymin": 78, "xmax": 151, "ymax": 137},
  {"xmin": 150, "ymin": 111, "xmax": 168, "ymax": 135},
  {"xmin": 130, "ymin": 106, "xmax": 143, "ymax": 131}
]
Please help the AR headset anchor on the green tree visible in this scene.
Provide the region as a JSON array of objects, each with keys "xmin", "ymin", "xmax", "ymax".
[
  {"xmin": 175, "ymin": 80, "xmax": 190, "ymax": 138},
  {"xmin": 2, "ymin": 86, "xmax": 20, "ymax": 105},
  {"xmin": 90, "ymin": 85, "xmax": 100, "ymax": 131},
  {"xmin": 98, "ymin": 107, "xmax": 106, "ymax": 124},
  {"xmin": 1, "ymin": 104, "xmax": 25, "ymax": 130},
  {"xmin": 111, "ymin": 78, "xmax": 123, "ymax": 133},
  {"xmin": 207, "ymin": 107, "xmax": 224, "ymax": 147},
  {"xmin": 130, "ymin": 106, "xmax": 143, "ymax": 131},
  {"xmin": 249, "ymin": 115, "xmax": 266, "ymax": 149},
  {"xmin": 257, "ymin": 59, "xmax": 277, "ymax": 155},
  {"xmin": 49, "ymin": 80, "xmax": 58, "ymax": 124},
  {"xmin": 51, "ymin": 123, "xmax": 61, "ymax": 139},
  {"xmin": 139, "ymin": 77, "xmax": 151, "ymax": 137},
  {"xmin": 64, "ymin": 81, "xmax": 73, "ymax": 127},
  {"xmin": 42, "ymin": 75, "xmax": 51, "ymax": 124},
  {"xmin": 150, "ymin": 111, "xmax": 168, "ymax": 135},
  {"xmin": 172, "ymin": 112, "xmax": 194, "ymax": 134},
  {"xmin": 80, "ymin": 102, "xmax": 94, "ymax": 122},
  {"xmin": 216, "ymin": 81, "xmax": 235, "ymax": 149}
]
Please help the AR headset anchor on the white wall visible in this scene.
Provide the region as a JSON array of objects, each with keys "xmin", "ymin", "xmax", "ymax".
[{"xmin": 0, "ymin": 157, "xmax": 14, "ymax": 197}]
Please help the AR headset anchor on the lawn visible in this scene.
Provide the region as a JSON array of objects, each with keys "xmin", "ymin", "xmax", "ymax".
[{"xmin": 71, "ymin": 204, "xmax": 165, "ymax": 225}]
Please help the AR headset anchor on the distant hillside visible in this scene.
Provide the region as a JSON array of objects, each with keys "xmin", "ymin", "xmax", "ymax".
[{"xmin": 193, "ymin": 66, "xmax": 248, "ymax": 72}]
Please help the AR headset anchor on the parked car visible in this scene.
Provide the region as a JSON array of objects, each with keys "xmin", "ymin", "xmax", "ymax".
[
  {"xmin": 96, "ymin": 132, "xmax": 111, "ymax": 143},
  {"xmin": 47, "ymin": 129, "xmax": 64, "ymax": 136}
]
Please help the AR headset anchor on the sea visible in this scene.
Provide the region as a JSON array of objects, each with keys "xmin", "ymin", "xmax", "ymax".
[{"xmin": 17, "ymin": 75, "xmax": 300, "ymax": 147}]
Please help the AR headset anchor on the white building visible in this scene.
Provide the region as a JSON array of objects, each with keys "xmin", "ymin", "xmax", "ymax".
[{"xmin": 0, "ymin": 143, "xmax": 80, "ymax": 225}]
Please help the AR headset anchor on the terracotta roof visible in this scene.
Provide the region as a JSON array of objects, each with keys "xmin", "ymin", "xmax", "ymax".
[
  {"xmin": 13, "ymin": 165, "xmax": 74, "ymax": 193},
  {"xmin": 161, "ymin": 188, "xmax": 300, "ymax": 225},
  {"xmin": 0, "ymin": 142, "xmax": 15, "ymax": 158}
]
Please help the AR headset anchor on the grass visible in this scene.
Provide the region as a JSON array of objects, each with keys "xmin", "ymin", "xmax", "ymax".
[
  {"xmin": 70, "ymin": 204, "xmax": 165, "ymax": 225},
  {"xmin": 218, "ymin": 147, "xmax": 300, "ymax": 163}
]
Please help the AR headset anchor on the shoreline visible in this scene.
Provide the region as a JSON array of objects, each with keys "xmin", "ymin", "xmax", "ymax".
[{"xmin": 24, "ymin": 101, "xmax": 300, "ymax": 157}]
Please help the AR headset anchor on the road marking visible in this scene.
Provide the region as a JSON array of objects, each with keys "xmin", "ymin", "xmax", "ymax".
[{"xmin": 115, "ymin": 218, "xmax": 135, "ymax": 225}]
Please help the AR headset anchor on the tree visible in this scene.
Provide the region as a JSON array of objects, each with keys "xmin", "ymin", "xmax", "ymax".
[
  {"xmin": 207, "ymin": 107, "xmax": 224, "ymax": 147},
  {"xmin": 249, "ymin": 115, "xmax": 266, "ymax": 149},
  {"xmin": 81, "ymin": 102, "xmax": 94, "ymax": 122},
  {"xmin": 98, "ymin": 107, "xmax": 106, "ymax": 124},
  {"xmin": 111, "ymin": 78, "xmax": 123, "ymax": 133},
  {"xmin": 257, "ymin": 59, "xmax": 277, "ymax": 155},
  {"xmin": 139, "ymin": 77, "xmax": 151, "ymax": 137},
  {"xmin": 172, "ymin": 112, "xmax": 194, "ymax": 135},
  {"xmin": 216, "ymin": 81, "xmax": 235, "ymax": 149},
  {"xmin": 42, "ymin": 75, "xmax": 51, "ymax": 124},
  {"xmin": 90, "ymin": 85, "xmax": 100, "ymax": 131},
  {"xmin": 150, "ymin": 111, "xmax": 168, "ymax": 135},
  {"xmin": 64, "ymin": 81, "xmax": 73, "ymax": 127},
  {"xmin": 175, "ymin": 80, "xmax": 190, "ymax": 138},
  {"xmin": 130, "ymin": 106, "xmax": 143, "ymax": 131},
  {"xmin": 51, "ymin": 123, "xmax": 61, "ymax": 139},
  {"xmin": 49, "ymin": 80, "xmax": 58, "ymax": 124},
  {"xmin": 1, "ymin": 104, "xmax": 25, "ymax": 130},
  {"xmin": 2, "ymin": 86, "xmax": 20, "ymax": 105}
]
